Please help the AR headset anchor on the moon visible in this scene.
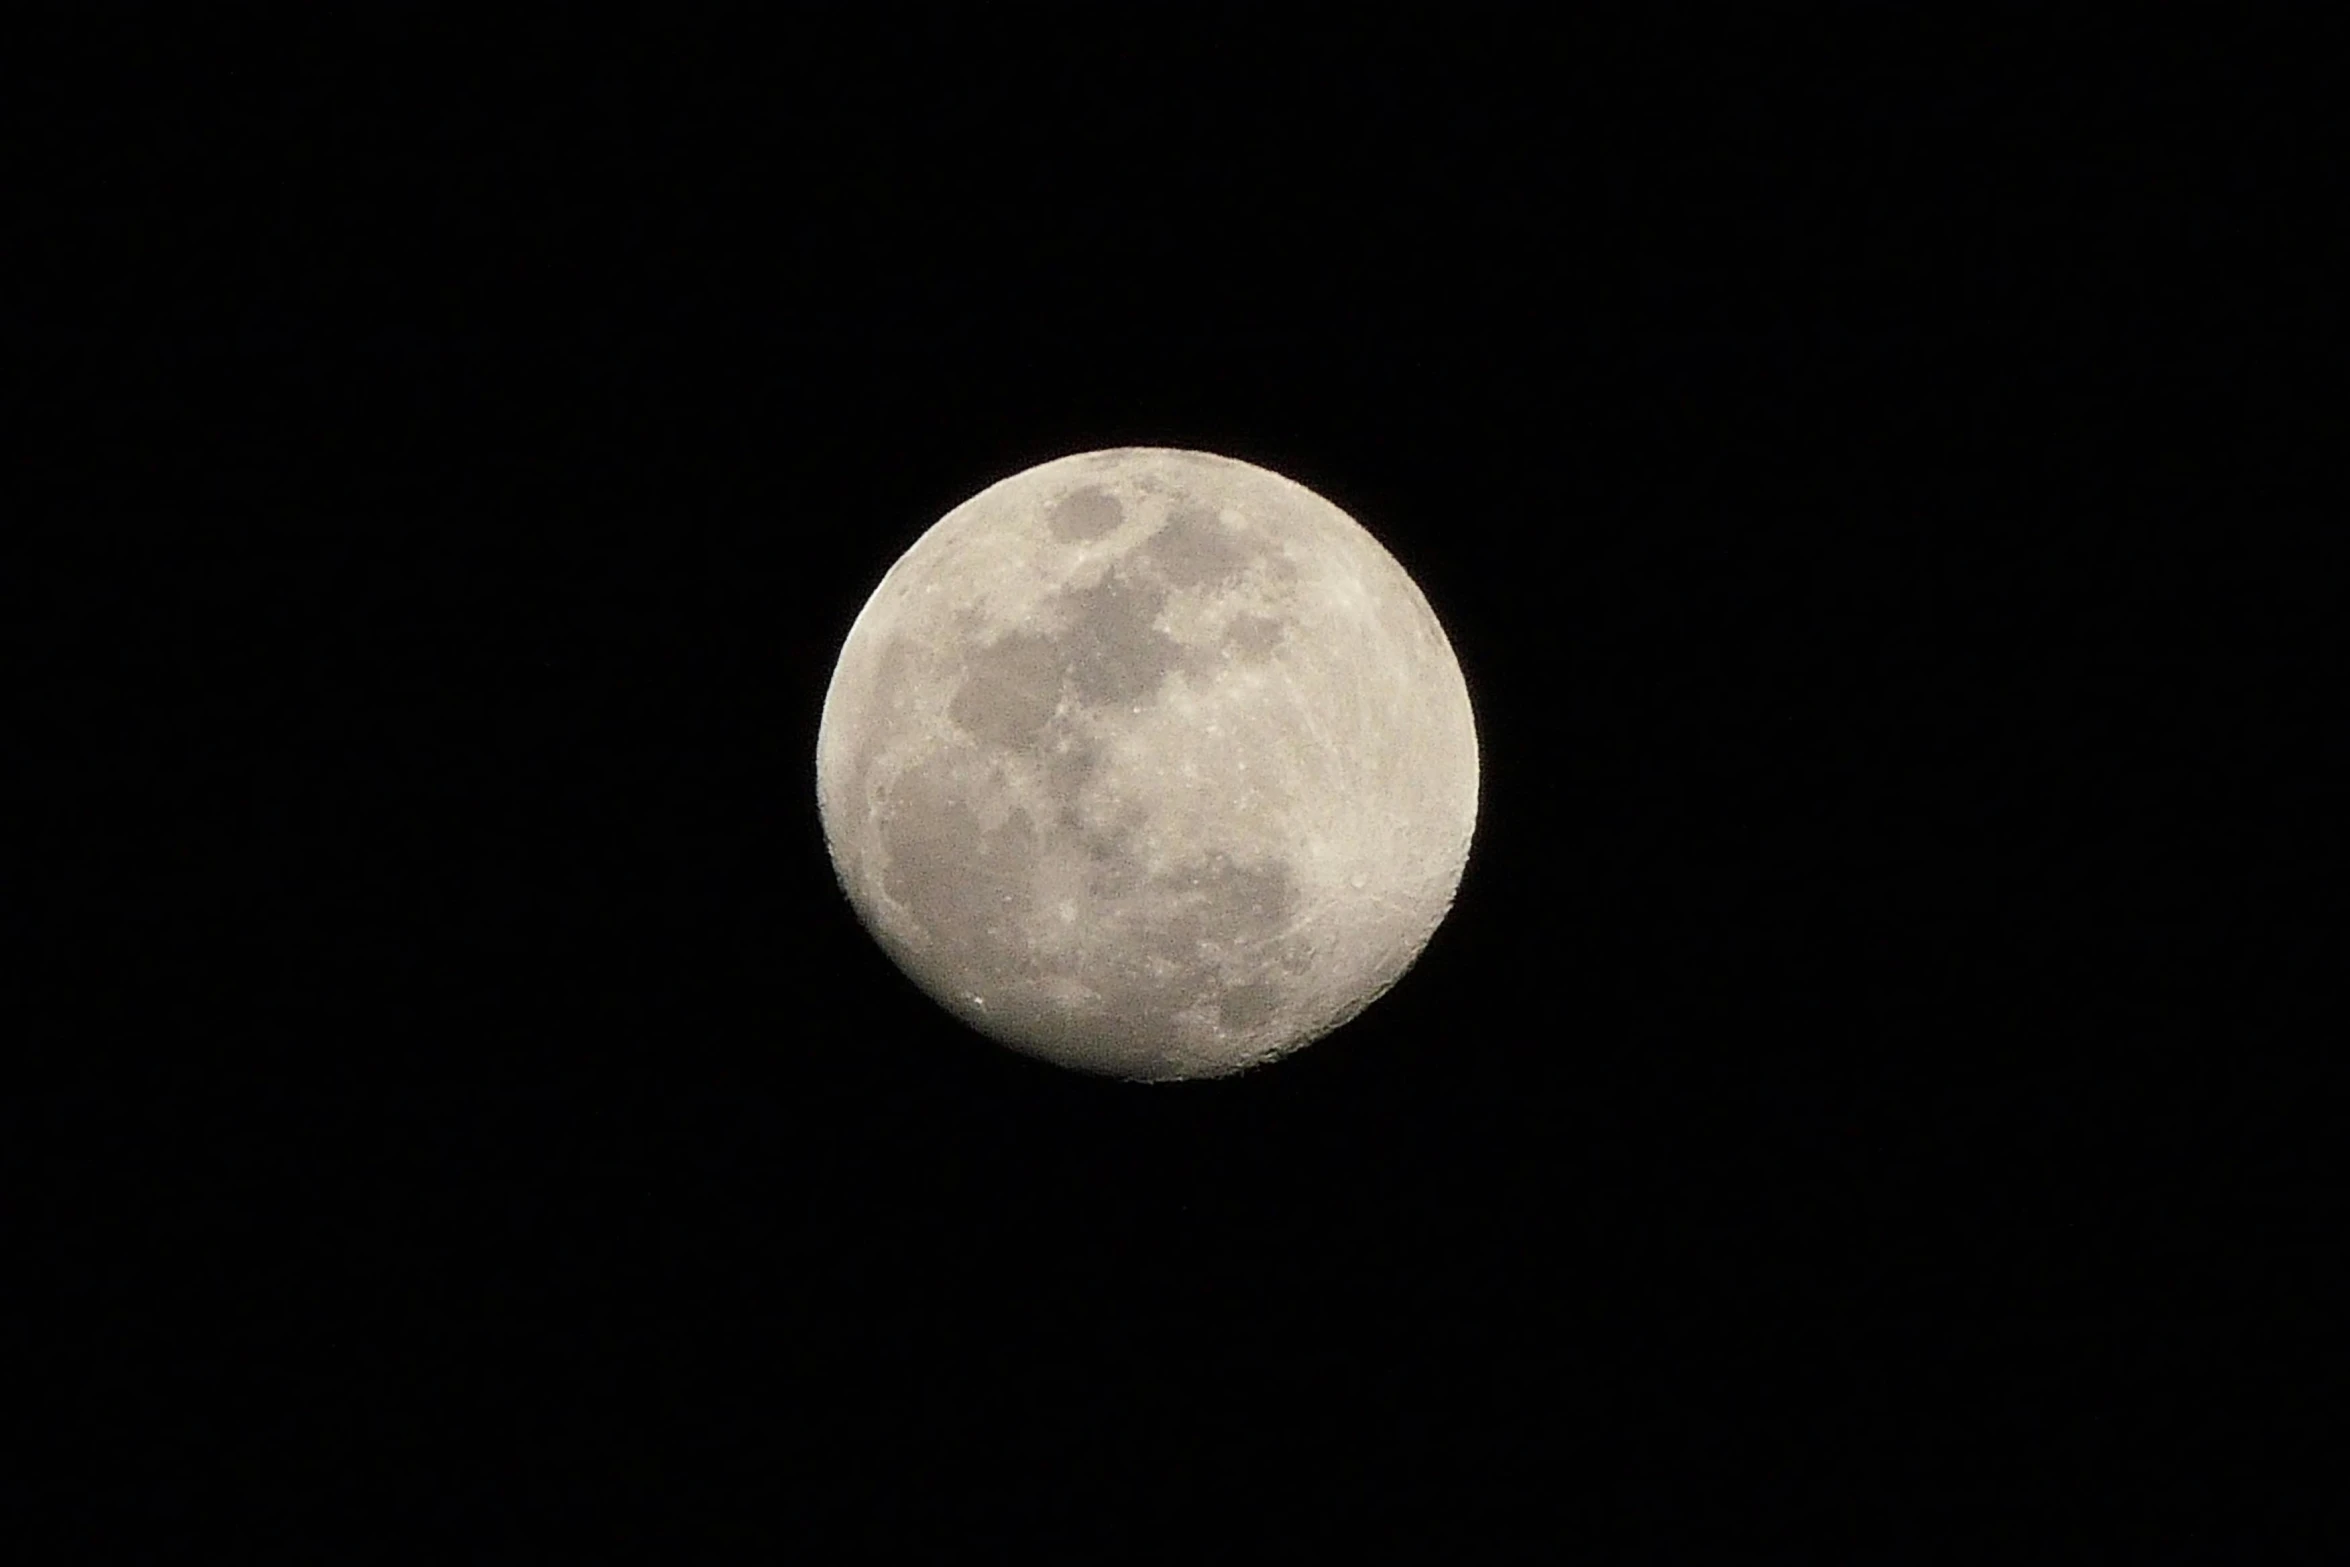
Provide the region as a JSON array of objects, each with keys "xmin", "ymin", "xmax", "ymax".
[{"xmin": 816, "ymin": 448, "xmax": 1478, "ymax": 1081}]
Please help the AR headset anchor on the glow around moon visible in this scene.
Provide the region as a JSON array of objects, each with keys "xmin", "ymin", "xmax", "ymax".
[{"xmin": 816, "ymin": 448, "xmax": 1478, "ymax": 1081}]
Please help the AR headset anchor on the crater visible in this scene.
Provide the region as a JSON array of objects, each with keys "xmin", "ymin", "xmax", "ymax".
[{"xmin": 1047, "ymin": 486, "xmax": 1125, "ymax": 541}]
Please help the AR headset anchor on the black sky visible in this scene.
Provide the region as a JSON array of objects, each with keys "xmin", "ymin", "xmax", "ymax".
[{"xmin": 15, "ymin": 10, "xmax": 2336, "ymax": 1555}]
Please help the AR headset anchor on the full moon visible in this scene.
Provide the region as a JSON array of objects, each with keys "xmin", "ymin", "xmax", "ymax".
[{"xmin": 816, "ymin": 448, "xmax": 1478, "ymax": 1081}]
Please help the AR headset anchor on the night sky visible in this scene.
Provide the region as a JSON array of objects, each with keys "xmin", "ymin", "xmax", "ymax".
[{"xmin": 18, "ymin": 11, "xmax": 2334, "ymax": 1554}]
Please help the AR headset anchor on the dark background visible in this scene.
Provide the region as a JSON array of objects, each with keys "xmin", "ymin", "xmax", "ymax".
[{"xmin": 15, "ymin": 10, "xmax": 2337, "ymax": 1554}]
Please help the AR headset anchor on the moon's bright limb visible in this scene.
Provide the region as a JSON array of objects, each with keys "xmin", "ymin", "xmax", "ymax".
[{"xmin": 816, "ymin": 448, "xmax": 1478, "ymax": 1081}]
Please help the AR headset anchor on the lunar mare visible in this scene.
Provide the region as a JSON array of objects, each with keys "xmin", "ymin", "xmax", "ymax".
[{"xmin": 816, "ymin": 447, "xmax": 1478, "ymax": 1081}]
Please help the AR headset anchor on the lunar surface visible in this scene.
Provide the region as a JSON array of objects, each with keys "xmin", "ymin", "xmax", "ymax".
[{"xmin": 816, "ymin": 448, "xmax": 1478, "ymax": 1081}]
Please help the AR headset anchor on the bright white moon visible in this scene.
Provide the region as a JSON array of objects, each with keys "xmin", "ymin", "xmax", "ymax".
[{"xmin": 816, "ymin": 447, "xmax": 1478, "ymax": 1081}]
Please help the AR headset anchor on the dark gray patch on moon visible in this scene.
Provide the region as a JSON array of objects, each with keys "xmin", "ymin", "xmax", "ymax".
[
  {"xmin": 1079, "ymin": 822, "xmax": 1148, "ymax": 901},
  {"xmin": 1059, "ymin": 570, "xmax": 1181, "ymax": 707},
  {"xmin": 1176, "ymin": 852, "xmax": 1298, "ymax": 938},
  {"xmin": 1215, "ymin": 982, "xmax": 1282, "ymax": 1031},
  {"xmin": 1131, "ymin": 851, "xmax": 1297, "ymax": 979},
  {"xmin": 878, "ymin": 743, "xmax": 1310, "ymax": 1076},
  {"xmin": 1065, "ymin": 848, "xmax": 1303, "ymax": 1061},
  {"xmin": 1047, "ymin": 486, "xmax": 1124, "ymax": 541},
  {"xmin": 1144, "ymin": 505, "xmax": 1253, "ymax": 589},
  {"xmin": 1042, "ymin": 732, "xmax": 1097, "ymax": 810},
  {"xmin": 879, "ymin": 757, "xmax": 1038, "ymax": 979},
  {"xmin": 1223, "ymin": 612, "xmax": 1284, "ymax": 660},
  {"xmin": 946, "ymin": 631, "xmax": 1064, "ymax": 749}
]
